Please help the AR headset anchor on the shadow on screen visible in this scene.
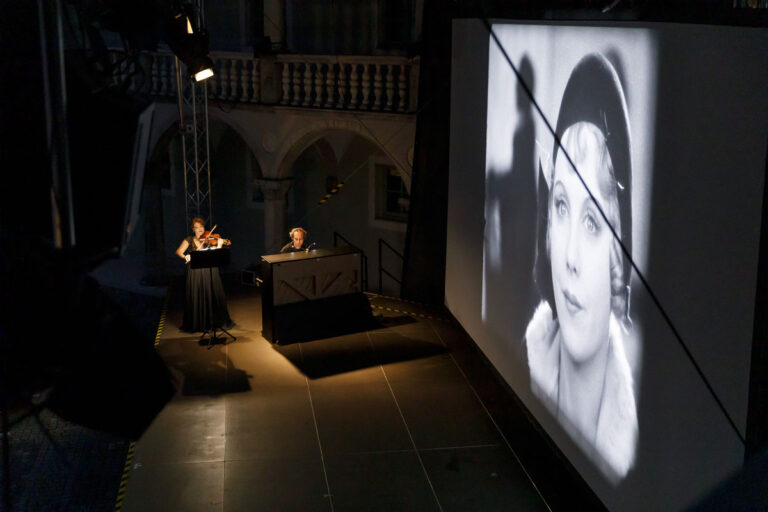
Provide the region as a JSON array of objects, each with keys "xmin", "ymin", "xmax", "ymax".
[{"xmin": 483, "ymin": 54, "xmax": 538, "ymax": 346}]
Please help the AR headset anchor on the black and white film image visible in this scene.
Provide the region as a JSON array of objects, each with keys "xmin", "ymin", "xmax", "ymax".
[{"xmin": 482, "ymin": 26, "xmax": 655, "ymax": 483}]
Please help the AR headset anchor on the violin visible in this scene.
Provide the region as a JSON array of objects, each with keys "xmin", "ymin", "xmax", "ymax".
[{"xmin": 198, "ymin": 224, "xmax": 232, "ymax": 247}]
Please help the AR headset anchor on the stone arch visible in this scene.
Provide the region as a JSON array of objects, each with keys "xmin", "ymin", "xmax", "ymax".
[
  {"xmin": 147, "ymin": 111, "xmax": 268, "ymax": 183},
  {"xmin": 208, "ymin": 110, "xmax": 268, "ymax": 175},
  {"xmin": 273, "ymin": 118, "xmax": 407, "ymax": 185}
]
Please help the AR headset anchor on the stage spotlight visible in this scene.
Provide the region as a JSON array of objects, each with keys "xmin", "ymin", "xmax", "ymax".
[
  {"xmin": 191, "ymin": 54, "xmax": 214, "ymax": 82},
  {"xmin": 165, "ymin": 8, "xmax": 214, "ymax": 81}
]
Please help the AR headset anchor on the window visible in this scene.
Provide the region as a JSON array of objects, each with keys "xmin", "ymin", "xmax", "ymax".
[{"xmin": 375, "ymin": 163, "xmax": 409, "ymax": 222}]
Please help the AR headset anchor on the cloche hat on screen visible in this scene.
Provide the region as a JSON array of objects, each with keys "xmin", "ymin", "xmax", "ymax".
[{"xmin": 534, "ymin": 52, "xmax": 633, "ymax": 323}]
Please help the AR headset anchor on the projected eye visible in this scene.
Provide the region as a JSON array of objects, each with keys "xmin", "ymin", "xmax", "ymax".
[
  {"xmin": 583, "ymin": 213, "xmax": 600, "ymax": 234},
  {"xmin": 555, "ymin": 198, "xmax": 568, "ymax": 218}
]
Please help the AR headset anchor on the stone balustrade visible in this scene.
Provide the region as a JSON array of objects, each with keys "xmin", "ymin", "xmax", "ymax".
[{"xmin": 110, "ymin": 50, "xmax": 420, "ymax": 114}]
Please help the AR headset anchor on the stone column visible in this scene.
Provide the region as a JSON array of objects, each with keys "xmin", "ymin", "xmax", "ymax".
[
  {"xmin": 263, "ymin": 0, "xmax": 285, "ymax": 49},
  {"xmin": 255, "ymin": 178, "xmax": 294, "ymax": 253}
]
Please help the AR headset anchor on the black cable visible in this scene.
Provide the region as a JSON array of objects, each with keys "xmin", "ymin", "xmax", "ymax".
[{"xmin": 479, "ymin": 15, "xmax": 745, "ymax": 447}]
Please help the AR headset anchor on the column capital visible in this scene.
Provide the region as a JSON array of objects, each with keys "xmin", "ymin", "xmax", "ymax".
[{"xmin": 254, "ymin": 178, "xmax": 294, "ymax": 200}]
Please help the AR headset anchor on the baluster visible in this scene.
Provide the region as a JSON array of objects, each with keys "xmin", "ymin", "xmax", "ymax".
[
  {"xmin": 150, "ymin": 55, "xmax": 159, "ymax": 95},
  {"xmin": 336, "ymin": 62, "xmax": 347, "ymax": 108},
  {"xmin": 157, "ymin": 56, "xmax": 165, "ymax": 95},
  {"xmin": 385, "ymin": 64, "xmax": 395, "ymax": 111},
  {"xmin": 218, "ymin": 59, "xmax": 227, "ymax": 98},
  {"xmin": 216, "ymin": 59, "xmax": 225, "ymax": 98},
  {"xmin": 347, "ymin": 64, "xmax": 359, "ymax": 109},
  {"xmin": 373, "ymin": 63, "xmax": 383, "ymax": 110},
  {"xmin": 221, "ymin": 59, "xmax": 231, "ymax": 99},
  {"xmin": 230, "ymin": 58, "xmax": 239, "ymax": 100},
  {"xmin": 324, "ymin": 63, "xmax": 336, "ymax": 108},
  {"xmin": 242, "ymin": 60, "xmax": 252, "ymax": 102},
  {"xmin": 313, "ymin": 62, "xmax": 323, "ymax": 107},
  {"xmin": 361, "ymin": 64, "xmax": 371, "ymax": 109},
  {"xmin": 157, "ymin": 56, "xmax": 166, "ymax": 95},
  {"xmin": 281, "ymin": 61, "xmax": 291, "ymax": 105},
  {"xmin": 168, "ymin": 56, "xmax": 176, "ymax": 96},
  {"xmin": 302, "ymin": 63, "xmax": 313, "ymax": 106},
  {"xmin": 229, "ymin": 59, "xmax": 240, "ymax": 101},
  {"xmin": 398, "ymin": 63, "xmax": 407, "ymax": 112},
  {"xmin": 292, "ymin": 63, "xmax": 302, "ymax": 106},
  {"xmin": 252, "ymin": 59, "xmax": 261, "ymax": 103},
  {"xmin": 168, "ymin": 56, "xmax": 177, "ymax": 96},
  {"xmin": 239, "ymin": 59, "xmax": 248, "ymax": 102},
  {"xmin": 167, "ymin": 56, "xmax": 175, "ymax": 96},
  {"xmin": 212, "ymin": 59, "xmax": 220, "ymax": 97},
  {"xmin": 224, "ymin": 58, "xmax": 232, "ymax": 100}
]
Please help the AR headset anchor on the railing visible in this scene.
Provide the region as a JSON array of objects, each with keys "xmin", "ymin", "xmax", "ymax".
[
  {"xmin": 378, "ymin": 238, "xmax": 403, "ymax": 295},
  {"xmin": 333, "ymin": 232, "xmax": 368, "ymax": 292},
  {"xmin": 110, "ymin": 50, "xmax": 420, "ymax": 114},
  {"xmin": 278, "ymin": 54, "xmax": 418, "ymax": 112}
]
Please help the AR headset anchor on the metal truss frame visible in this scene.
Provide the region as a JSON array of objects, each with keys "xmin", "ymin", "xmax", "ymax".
[{"xmin": 175, "ymin": 55, "xmax": 213, "ymax": 229}]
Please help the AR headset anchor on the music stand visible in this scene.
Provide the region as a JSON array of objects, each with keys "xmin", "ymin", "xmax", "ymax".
[{"xmin": 189, "ymin": 248, "xmax": 236, "ymax": 348}]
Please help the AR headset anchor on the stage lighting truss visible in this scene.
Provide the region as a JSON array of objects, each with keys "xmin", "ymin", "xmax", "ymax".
[
  {"xmin": 173, "ymin": 1, "xmax": 213, "ymax": 228},
  {"xmin": 176, "ymin": 60, "xmax": 212, "ymax": 228}
]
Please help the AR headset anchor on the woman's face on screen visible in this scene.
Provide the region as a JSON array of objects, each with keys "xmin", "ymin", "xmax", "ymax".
[{"xmin": 549, "ymin": 124, "xmax": 614, "ymax": 364}]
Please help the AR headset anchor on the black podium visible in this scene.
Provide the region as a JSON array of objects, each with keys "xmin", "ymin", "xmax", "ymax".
[
  {"xmin": 260, "ymin": 247, "xmax": 373, "ymax": 344},
  {"xmin": 189, "ymin": 248, "xmax": 236, "ymax": 347}
]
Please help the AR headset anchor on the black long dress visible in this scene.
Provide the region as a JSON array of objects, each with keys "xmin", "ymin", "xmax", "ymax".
[{"xmin": 180, "ymin": 236, "xmax": 234, "ymax": 332}]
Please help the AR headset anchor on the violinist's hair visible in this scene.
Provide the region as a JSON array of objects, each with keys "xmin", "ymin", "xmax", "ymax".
[
  {"xmin": 191, "ymin": 217, "xmax": 205, "ymax": 229},
  {"xmin": 289, "ymin": 227, "xmax": 307, "ymax": 237}
]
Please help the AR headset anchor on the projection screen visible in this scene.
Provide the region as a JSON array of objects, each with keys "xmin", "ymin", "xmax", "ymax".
[{"xmin": 446, "ymin": 19, "xmax": 768, "ymax": 512}]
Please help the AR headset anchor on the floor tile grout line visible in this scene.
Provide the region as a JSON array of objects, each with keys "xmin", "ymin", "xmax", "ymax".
[
  {"xmin": 299, "ymin": 343, "xmax": 335, "ymax": 512},
  {"xmin": 428, "ymin": 320, "xmax": 554, "ymax": 512},
  {"xmin": 323, "ymin": 443, "xmax": 503, "ymax": 457},
  {"xmin": 366, "ymin": 332, "xmax": 445, "ymax": 512},
  {"xmin": 417, "ymin": 443, "xmax": 501, "ymax": 452}
]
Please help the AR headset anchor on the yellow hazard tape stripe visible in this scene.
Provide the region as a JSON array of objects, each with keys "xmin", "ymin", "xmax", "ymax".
[
  {"xmin": 365, "ymin": 292, "xmax": 430, "ymax": 307},
  {"xmin": 317, "ymin": 181, "xmax": 345, "ymax": 205},
  {"xmin": 154, "ymin": 292, "xmax": 170, "ymax": 348},
  {"xmin": 369, "ymin": 304, "xmax": 449, "ymax": 322},
  {"xmin": 116, "ymin": 288, "xmax": 169, "ymax": 510},
  {"xmin": 114, "ymin": 441, "xmax": 136, "ymax": 511}
]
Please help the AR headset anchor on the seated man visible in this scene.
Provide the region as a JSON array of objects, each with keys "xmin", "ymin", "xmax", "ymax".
[{"xmin": 280, "ymin": 227, "xmax": 309, "ymax": 253}]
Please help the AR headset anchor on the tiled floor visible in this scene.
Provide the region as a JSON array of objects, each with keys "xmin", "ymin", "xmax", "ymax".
[{"xmin": 119, "ymin": 281, "xmax": 595, "ymax": 512}]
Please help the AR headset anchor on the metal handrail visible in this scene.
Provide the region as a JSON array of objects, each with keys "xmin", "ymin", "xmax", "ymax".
[
  {"xmin": 333, "ymin": 231, "xmax": 368, "ymax": 292},
  {"xmin": 378, "ymin": 238, "xmax": 404, "ymax": 294}
]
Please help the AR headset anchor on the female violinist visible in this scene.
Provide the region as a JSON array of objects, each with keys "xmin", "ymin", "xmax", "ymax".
[{"xmin": 175, "ymin": 217, "xmax": 234, "ymax": 333}]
